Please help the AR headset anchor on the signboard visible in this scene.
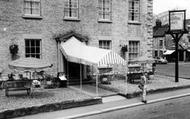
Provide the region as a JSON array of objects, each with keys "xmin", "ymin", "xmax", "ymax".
[{"xmin": 169, "ymin": 10, "xmax": 186, "ymax": 33}]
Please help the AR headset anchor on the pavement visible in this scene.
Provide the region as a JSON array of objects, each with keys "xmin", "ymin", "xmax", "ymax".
[
  {"xmin": 15, "ymin": 88, "xmax": 190, "ymax": 119},
  {"xmin": 70, "ymin": 85, "xmax": 117, "ymax": 97},
  {"xmin": 98, "ymin": 74, "xmax": 190, "ymax": 98},
  {"xmin": 7, "ymin": 73, "xmax": 190, "ymax": 119}
]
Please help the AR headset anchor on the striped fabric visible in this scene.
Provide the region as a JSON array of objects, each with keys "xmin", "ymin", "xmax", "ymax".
[
  {"xmin": 60, "ymin": 36, "xmax": 126, "ymax": 67},
  {"xmin": 98, "ymin": 51, "xmax": 126, "ymax": 67}
]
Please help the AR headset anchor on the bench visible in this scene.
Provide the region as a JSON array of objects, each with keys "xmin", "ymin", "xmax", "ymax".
[{"xmin": 4, "ymin": 80, "xmax": 32, "ymax": 96}]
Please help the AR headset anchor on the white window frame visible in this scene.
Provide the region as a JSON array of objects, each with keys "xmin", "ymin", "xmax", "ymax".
[
  {"xmin": 25, "ymin": 39, "xmax": 42, "ymax": 59},
  {"xmin": 64, "ymin": 0, "xmax": 79, "ymax": 19},
  {"xmin": 98, "ymin": 0, "xmax": 112, "ymax": 22},
  {"xmin": 128, "ymin": 41, "xmax": 140, "ymax": 60},
  {"xmin": 24, "ymin": 0, "xmax": 41, "ymax": 16},
  {"xmin": 99, "ymin": 40, "xmax": 112, "ymax": 49},
  {"xmin": 128, "ymin": 0, "xmax": 140, "ymax": 22}
]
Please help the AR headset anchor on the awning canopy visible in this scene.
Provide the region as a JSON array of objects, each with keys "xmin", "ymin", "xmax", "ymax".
[
  {"xmin": 8, "ymin": 57, "xmax": 53, "ymax": 71},
  {"xmin": 163, "ymin": 50, "xmax": 175, "ymax": 55},
  {"xmin": 60, "ymin": 37, "xmax": 126, "ymax": 67}
]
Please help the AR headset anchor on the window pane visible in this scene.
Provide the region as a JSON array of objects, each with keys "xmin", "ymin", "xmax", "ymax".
[
  {"xmin": 26, "ymin": 54, "xmax": 30, "ymax": 57},
  {"xmin": 25, "ymin": 40, "xmax": 30, "ymax": 47},
  {"xmin": 64, "ymin": 8, "xmax": 69, "ymax": 17},
  {"xmin": 99, "ymin": 40, "xmax": 111, "ymax": 49},
  {"xmin": 36, "ymin": 54, "xmax": 40, "ymax": 58},
  {"xmin": 99, "ymin": 0, "xmax": 111, "ymax": 20},
  {"xmin": 26, "ymin": 47, "xmax": 30, "ymax": 53},
  {"xmin": 31, "ymin": 54, "xmax": 36, "ymax": 58},
  {"xmin": 25, "ymin": 39, "xmax": 41, "ymax": 58},
  {"xmin": 36, "ymin": 40, "xmax": 40, "ymax": 46},
  {"xmin": 64, "ymin": 0, "xmax": 78, "ymax": 18},
  {"xmin": 36, "ymin": 47, "xmax": 40, "ymax": 53},
  {"xmin": 31, "ymin": 47, "xmax": 35, "ymax": 53},
  {"xmin": 24, "ymin": 0, "xmax": 40, "ymax": 15},
  {"xmin": 128, "ymin": 0, "xmax": 140, "ymax": 21},
  {"xmin": 129, "ymin": 41, "xmax": 139, "ymax": 60},
  {"xmin": 31, "ymin": 40, "xmax": 35, "ymax": 46}
]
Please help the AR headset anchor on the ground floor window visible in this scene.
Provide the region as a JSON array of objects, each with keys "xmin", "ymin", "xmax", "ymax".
[
  {"xmin": 99, "ymin": 40, "xmax": 112, "ymax": 49},
  {"xmin": 129, "ymin": 41, "xmax": 140, "ymax": 60},
  {"xmin": 25, "ymin": 39, "xmax": 41, "ymax": 58}
]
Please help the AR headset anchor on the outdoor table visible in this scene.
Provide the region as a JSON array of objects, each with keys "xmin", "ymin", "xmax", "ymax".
[{"xmin": 127, "ymin": 71, "xmax": 143, "ymax": 83}]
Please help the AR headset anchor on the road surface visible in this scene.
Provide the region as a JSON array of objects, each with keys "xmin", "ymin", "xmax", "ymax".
[{"xmin": 78, "ymin": 95, "xmax": 190, "ymax": 119}]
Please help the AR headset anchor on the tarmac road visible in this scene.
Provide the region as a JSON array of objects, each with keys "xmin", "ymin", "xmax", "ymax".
[
  {"xmin": 155, "ymin": 63, "xmax": 190, "ymax": 79},
  {"xmin": 78, "ymin": 95, "xmax": 190, "ymax": 119}
]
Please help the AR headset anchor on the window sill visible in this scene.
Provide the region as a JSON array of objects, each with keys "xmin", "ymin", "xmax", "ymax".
[
  {"xmin": 128, "ymin": 21, "xmax": 141, "ymax": 25},
  {"xmin": 98, "ymin": 20, "xmax": 112, "ymax": 23},
  {"xmin": 63, "ymin": 17, "xmax": 80, "ymax": 22},
  {"xmin": 22, "ymin": 15, "xmax": 43, "ymax": 20}
]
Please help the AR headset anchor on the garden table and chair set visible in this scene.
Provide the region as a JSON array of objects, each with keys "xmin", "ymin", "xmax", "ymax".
[{"xmin": 2, "ymin": 57, "xmax": 57, "ymax": 97}]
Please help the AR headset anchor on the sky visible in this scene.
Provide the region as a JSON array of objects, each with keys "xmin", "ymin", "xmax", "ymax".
[{"xmin": 153, "ymin": 0, "xmax": 190, "ymax": 19}]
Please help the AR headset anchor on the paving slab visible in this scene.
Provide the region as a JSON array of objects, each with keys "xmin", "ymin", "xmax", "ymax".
[
  {"xmin": 99, "ymin": 74, "xmax": 190, "ymax": 98},
  {"xmin": 71, "ymin": 84, "xmax": 117, "ymax": 97}
]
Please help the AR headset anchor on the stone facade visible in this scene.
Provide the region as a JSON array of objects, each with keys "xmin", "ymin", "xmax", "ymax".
[{"xmin": 0, "ymin": 0, "xmax": 153, "ymax": 76}]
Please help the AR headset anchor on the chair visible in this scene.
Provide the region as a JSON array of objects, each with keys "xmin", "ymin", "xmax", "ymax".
[
  {"xmin": 57, "ymin": 72, "xmax": 67, "ymax": 88},
  {"xmin": 23, "ymin": 71, "xmax": 31, "ymax": 80}
]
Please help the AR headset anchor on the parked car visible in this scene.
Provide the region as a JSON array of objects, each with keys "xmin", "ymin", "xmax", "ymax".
[{"xmin": 155, "ymin": 57, "xmax": 168, "ymax": 64}]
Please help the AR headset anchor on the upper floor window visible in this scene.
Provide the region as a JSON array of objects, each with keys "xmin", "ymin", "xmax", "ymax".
[
  {"xmin": 129, "ymin": 41, "xmax": 140, "ymax": 60},
  {"xmin": 99, "ymin": 40, "xmax": 112, "ymax": 49},
  {"xmin": 128, "ymin": 0, "xmax": 140, "ymax": 22},
  {"xmin": 24, "ymin": 0, "xmax": 41, "ymax": 16},
  {"xmin": 98, "ymin": 0, "xmax": 112, "ymax": 21},
  {"xmin": 25, "ymin": 39, "xmax": 41, "ymax": 58},
  {"xmin": 64, "ymin": 0, "xmax": 79, "ymax": 19}
]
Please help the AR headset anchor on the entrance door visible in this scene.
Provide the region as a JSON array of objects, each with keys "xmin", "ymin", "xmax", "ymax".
[{"xmin": 68, "ymin": 62, "xmax": 82, "ymax": 83}]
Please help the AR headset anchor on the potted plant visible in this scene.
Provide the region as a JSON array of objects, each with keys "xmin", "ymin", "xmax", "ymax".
[
  {"xmin": 121, "ymin": 45, "xmax": 128, "ymax": 52},
  {"xmin": 9, "ymin": 44, "xmax": 18, "ymax": 56}
]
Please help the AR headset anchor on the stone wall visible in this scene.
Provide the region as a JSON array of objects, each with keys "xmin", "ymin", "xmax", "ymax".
[{"xmin": 0, "ymin": 0, "xmax": 153, "ymax": 75}]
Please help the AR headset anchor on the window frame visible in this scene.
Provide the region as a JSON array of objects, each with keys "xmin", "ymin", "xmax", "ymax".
[
  {"xmin": 98, "ymin": 0, "xmax": 112, "ymax": 22},
  {"xmin": 25, "ymin": 39, "xmax": 42, "ymax": 59},
  {"xmin": 23, "ymin": 0, "xmax": 41, "ymax": 17},
  {"xmin": 128, "ymin": 0, "xmax": 140, "ymax": 23},
  {"xmin": 64, "ymin": 0, "xmax": 79, "ymax": 20},
  {"xmin": 99, "ymin": 40, "xmax": 112, "ymax": 49},
  {"xmin": 128, "ymin": 41, "xmax": 140, "ymax": 60}
]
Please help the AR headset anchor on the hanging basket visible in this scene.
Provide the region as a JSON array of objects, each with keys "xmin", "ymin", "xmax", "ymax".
[
  {"xmin": 9, "ymin": 44, "xmax": 18, "ymax": 55},
  {"xmin": 121, "ymin": 45, "xmax": 128, "ymax": 52}
]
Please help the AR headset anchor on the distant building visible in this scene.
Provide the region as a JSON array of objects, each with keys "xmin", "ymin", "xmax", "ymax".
[
  {"xmin": 0, "ymin": 0, "xmax": 153, "ymax": 83},
  {"xmin": 155, "ymin": 11, "xmax": 169, "ymax": 25},
  {"xmin": 153, "ymin": 17, "xmax": 190, "ymax": 62}
]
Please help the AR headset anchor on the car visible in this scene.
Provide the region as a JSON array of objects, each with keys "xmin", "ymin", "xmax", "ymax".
[{"xmin": 155, "ymin": 57, "xmax": 168, "ymax": 64}]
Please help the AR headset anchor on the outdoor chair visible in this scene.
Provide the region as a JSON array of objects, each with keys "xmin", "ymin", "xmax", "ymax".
[{"xmin": 57, "ymin": 72, "xmax": 67, "ymax": 88}]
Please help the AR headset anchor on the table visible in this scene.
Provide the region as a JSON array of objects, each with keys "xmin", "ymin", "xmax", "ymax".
[{"xmin": 127, "ymin": 72, "xmax": 143, "ymax": 83}]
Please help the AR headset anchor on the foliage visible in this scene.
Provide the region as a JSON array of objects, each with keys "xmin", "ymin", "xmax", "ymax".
[{"xmin": 9, "ymin": 44, "xmax": 18, "ymax": 55}]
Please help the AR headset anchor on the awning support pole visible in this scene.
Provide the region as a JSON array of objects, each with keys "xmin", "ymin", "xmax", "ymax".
[
  {"xmin": 80, "ymin": 64, "xmax": 82, "ymax": 90},
  {"xmin": 96, "ymin": 68, "xmax": 99, "ymax": 97}
]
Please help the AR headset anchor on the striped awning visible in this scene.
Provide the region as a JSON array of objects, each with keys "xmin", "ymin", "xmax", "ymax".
[
  {"xmin": 60, "ymin": 37, "xmax": 126, "ymax": 67},
  {"xmin": 98, "ymin": 51, "xmax": 126, "ymax": 67}
]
